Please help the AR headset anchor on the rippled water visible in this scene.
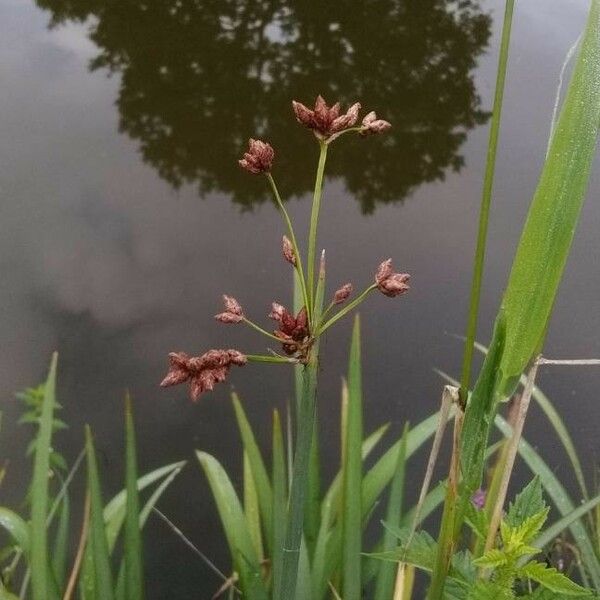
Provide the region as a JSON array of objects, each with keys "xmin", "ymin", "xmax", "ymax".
[{"xmin": 1, "ymin": 0, "xmax": 599, "ymax": 597}]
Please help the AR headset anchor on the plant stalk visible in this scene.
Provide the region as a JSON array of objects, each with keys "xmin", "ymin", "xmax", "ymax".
[
  {"xmin": 306, "ymin": 142, "xmax": 328, "ymax": 318},
  {"xmin": 274, "ymin": 353, "xmax": 319, "ymax": 599},
  {"xmin": 459, "ymin": 0, "xmax": 515, "ymax": 404},
  {"xmin": 427, "ymin": 404, "xmax": 465, "ymax": 600}
]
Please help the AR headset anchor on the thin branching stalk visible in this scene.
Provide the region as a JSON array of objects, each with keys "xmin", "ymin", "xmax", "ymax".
[
  {"xmin": 318, "ymin": 284, "xmax": 377, "ymax": 334},
  {"xmin": 306, "ymin": 142, "xmax": 328, "ymax": 317},
  {"xmin": 460, "ymin": 0, "xmax": 515, "ymax": 403},
  {"xmin": 267, "ymin": 174, "xmax": 310, "ymax": 320}
]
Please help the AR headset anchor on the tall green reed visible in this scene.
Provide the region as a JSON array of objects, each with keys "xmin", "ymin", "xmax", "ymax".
[{"xmin": 429, "ymin": 0, "xmax": 600, "ymax": 596}]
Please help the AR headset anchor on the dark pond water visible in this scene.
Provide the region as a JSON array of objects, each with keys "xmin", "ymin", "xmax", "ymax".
[{"xmin": 1, "ymin": 0, "xmax": 599, "ymax": 597}]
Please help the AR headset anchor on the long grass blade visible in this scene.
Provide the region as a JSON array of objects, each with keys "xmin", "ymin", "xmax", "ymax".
[
  {"xmin": 85, "ymin": 426, "xmax": 115, "ymax": 600},
  {"xmin": 123, "ymin": 396, "xmax": 143, "ymax": 600},
  {"xmin": 30, "ymin": 352, "xmax": 58, "ymax": 600},
  {"xmin": 342, "ymin": 316, "xmax": 363, "ymax": 598},
  {"xmin": 196, "ymin": 451, "xmax": 268, "ymax": 599},
  {"xmin": 51, "ymin": 483, "xmax": 69, "ymax": 590},
  {"xmin": 232, "ymin": 394, "xmax": 273, "ymax": 551}
]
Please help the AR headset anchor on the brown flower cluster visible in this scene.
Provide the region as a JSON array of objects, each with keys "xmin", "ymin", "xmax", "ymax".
[
  {"xmin": 333, "ymin": 283, "xmax": 353, "ymax": 304},
  {"xmin": 269, "ymin": 303, "xmax": 310, "ymax": 358},
  {"xmin": 360, "ymin": 111, "xmax": 392, "ymax": 136},
  {"xmin": 238, "ymin": 139, "xmax": 274, "ymax": 174},
  {"xmin": 292, "ymin": 95, "xmax": 361, "ymax": 141},
  {"xmin": 160, "ymin": 349, "xmax": 247, "ymax": 401},
  {"xmin": 215, "ymin": 295, "xmax": 244, "ymax": 324},
  {"xmin": 375, "ymin": 259, "xmax": 411, "ymax": 297}
]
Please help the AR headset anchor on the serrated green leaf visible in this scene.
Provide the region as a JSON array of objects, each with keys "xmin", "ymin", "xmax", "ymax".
[
  {"xmin": 473, "ymin": 549, "xmax": 508, "ymax": 569},
  {"xmin": 521, "ymin": 561, "xmax": 592, "ymax": 596},
  {"xmin": 507, "ymin": 478, "xmax": 545, "ymax": 528}
]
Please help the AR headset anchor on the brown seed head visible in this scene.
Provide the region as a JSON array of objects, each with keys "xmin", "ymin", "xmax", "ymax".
[
  {"xmin": 239, "ymin": 138, "xmax": 274, "ymax": 174},
  {"xmin": 161, "ymin": 348, "xmax": 247, "ymax": 401},
  {"xmin": 292, "ymin": 96, "xmax": 361, "ymax": 140},
  {"xmin": 333, "ymin": 283, "xmax": 353, "ymax": 305},
  {"xmin": 215, "ymin": 294, "xmax": 244, "ymax": 324},
  {"xmin": 282, "ymin": 235, "xmax": 296, "ymax": 266},
  {"xmin": 375, "ymin": 259, "xmax": 410, "ymax": 298},
  {"xmin": 360, "ymin": 111, "xmax": 392, "ymax": 136}
]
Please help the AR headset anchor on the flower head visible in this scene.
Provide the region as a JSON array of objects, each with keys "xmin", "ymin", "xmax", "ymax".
[
  {"xmin": 292, "ymin": 96, "xmax": 361, "ymax": 140},
  {"xmin": 269, "ymin": 304, "xmax": 310, "ymax": 356},
  {"xmin": 333, "ymin": 283, "xmax": 353, "ymax": 305},
  {"xmin": 360, "ymin": 111, "xmax": 392, "ymax": 136},
  {"xmin": 239, "ymin": 138, "xmax": 274, "ymax": 174},
  {"xmin": 471, "ymin": 488, "xmax": 487, "ymax": 510},
  {"xmin": 282, "ymin": 235, "xmax": 296, "ymax": 266},
  {"xmin": 375, "ymin": 259, "xmax": 410, "ymax": 297},
  {"xmin": 215, "ymin": 295, "xmax": 244, "ymax": 324},
  {"xmin": 160, "ymin": 349, "xmax": 247, "ymax": 401}
]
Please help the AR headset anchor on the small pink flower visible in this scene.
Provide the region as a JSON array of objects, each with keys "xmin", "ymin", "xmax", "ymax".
[
  {"xmin": 292, "ymin": 96, "xmax": 361, "ymax": 140},
  {"xmin": 333, "ymin": 283, "xmax": 353, "ymax": 305},
  {"xmin": 238, "ymin": 138, "xmax": 274, "ymax": 174},
  {"xmin": 375, "ymin": 259, "xmax": 410, "ymax": 297},
  {"xmin": 360, "ymin": 111, "xmax": 392, "ymax": 136},
  {"xmin": 282, "ymin": 236, "xmax": 296, "ymax": 266},
  {"xmin": 215, "ymin": 295, "xmax": 244, "ymax": 324},
  {"xmin": 160, "ymin": 349, "xmax": 247, "ymax": 401},
  {"xmin": 471, "ymin": 488, "xmax": 487, "ymax": 510}
]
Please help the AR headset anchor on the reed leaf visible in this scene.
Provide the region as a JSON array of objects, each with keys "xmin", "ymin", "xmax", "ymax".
[
  {"xmin": 85, "ymin": 426, "xmax": 115, "ymax": 600},
  {"xmin": 272, "ymin": 410, "xmax": 286, "ymax": 596},
  {"xmin": 196, "ymin": 451, "xmax": 268, "ymax": 600},
  {"xmin": 232, "ymin": 393, "xmax": 273, "ymax": 551},
  {"xmin": 342, "ymin": 316, "xmax": 364, "ymax": 598},
  {"xmin": 460, "ymin": 0, "xmax": 600, "ymax": 506},
  {"xmin": 123, "ymin": 396, "xmax": 143, "ymax": 600}
]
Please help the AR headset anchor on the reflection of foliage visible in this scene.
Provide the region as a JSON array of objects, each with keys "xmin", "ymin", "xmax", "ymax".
[{"xmin": 37, "ymin": 0, "xmax": 490, "ymax": 212}]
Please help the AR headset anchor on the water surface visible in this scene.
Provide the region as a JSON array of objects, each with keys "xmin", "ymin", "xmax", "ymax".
[{"xmin": 1, "ymin": 0, "xmax": 599, "ymax": 597}]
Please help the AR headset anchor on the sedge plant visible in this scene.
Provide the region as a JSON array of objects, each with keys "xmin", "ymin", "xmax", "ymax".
[{"xmin": 159, "ymin": 97, "xmax": 412, "ymax": 598}]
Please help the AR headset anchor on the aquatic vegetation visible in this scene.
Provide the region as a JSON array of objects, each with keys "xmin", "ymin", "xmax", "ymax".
[{"xmin": 0, "ymin": 356, "xmax": 185, "ymax": 600}]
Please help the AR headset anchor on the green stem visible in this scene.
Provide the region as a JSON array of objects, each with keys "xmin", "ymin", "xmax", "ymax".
[
  {"xmin": 274, "ymin": 351, "xmax": 319, "ymax": 599},
  {"xmin": 459, "ymin": 0, "xmax": 515, "ymax": 405},
  {"xmin": 246, "ymin": 354, "xmax": 297, "ymax": 364},
  {"xmin": 318, "ymin": 284, "xmax": 377, "ymax": 335},
  {"xmin": 266, "ymin": 174, "xmax": 311, "ymax": 322},
  {"xmin": 306, "ymin": 142, "xmax": 328, "ymax": 320},
  {"xmin": 242, "ymin": 317, "xmax": 283, "ymax": 343}
]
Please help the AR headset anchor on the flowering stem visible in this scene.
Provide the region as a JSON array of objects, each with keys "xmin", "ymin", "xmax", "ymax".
[
  {"xmin": 317, "ymin": 284, "xmax": 377, "ymax": 335},
  {"xmin": 306, "ymin": 142, "xmax": 328, "ymax": 320},
  {"xmin": 245, "ymin": 354, "xmax": 297, "ymax": 365},
  {"xmin": 266, "ymin": 174, "xmax": 311, "ymax": 323},
  {"xmin": 325, "ymin": 127, "xmax": 362, "ymax": 144},
  {"xmin": 274, "ymin": 350, "xmax": 319, "ymax": 599},
  {"xmin": 242, "ymin": 317, "xmax": 283, "ymax": 343}
]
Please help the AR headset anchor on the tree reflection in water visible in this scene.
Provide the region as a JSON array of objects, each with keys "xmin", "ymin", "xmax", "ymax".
[{"xmin": 37, "ymin": 0, "xmax": 491, "ymax": 212}]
